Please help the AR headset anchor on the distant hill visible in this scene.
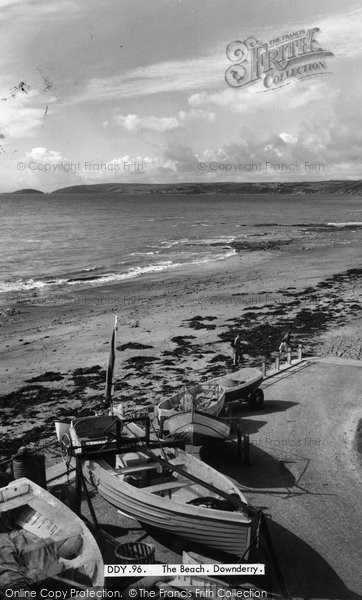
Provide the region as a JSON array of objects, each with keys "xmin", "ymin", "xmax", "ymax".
[
  {"xmin": 12, "ymin": 188, "xmax": 44, "ymax": 194},
  {"xmin": 52, "ymin": 181, "xmax": 362, "ymax": 195}
]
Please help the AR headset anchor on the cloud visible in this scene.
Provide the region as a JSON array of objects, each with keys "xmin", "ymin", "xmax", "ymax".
[
  {"xmin": 115, "ymin": 113, "xmax": 180, "ymax": 132},
  {"xmin": 114, "ymin": 108, "xmax": 216, "ymax": 133},
  {"xmin": 280, "ymin": 132, "xmax": 298, "ymax": 144},
  {"xmin": 0, "ymin": 94, "xmax": 46, "ymax": 139},
  {"xmin": 26, "ymin": 147, "xmax": 64, "ymax": 162},
  {"xmin": 74, "ymin": 54, "xmax": 227, "ymax": 103},
  {"xmin": 178, "ymin": 109, "xmax": 215, "ymax": 123},
  {"xmin": 11, "ymin": 146, "xmax": 82, "ymax": 191},
  {"xmin": 0, "ymin": 80, "xmax": 58, "ymax": 139}
]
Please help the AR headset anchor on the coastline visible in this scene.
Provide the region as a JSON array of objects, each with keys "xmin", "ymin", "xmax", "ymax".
[{"xmin": 0, "ymin": 240, "xmax": 361, "ymax": 460}]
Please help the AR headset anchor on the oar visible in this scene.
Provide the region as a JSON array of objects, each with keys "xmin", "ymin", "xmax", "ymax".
[
  {"xmin": 135, "ymin": 442, "xmax": 256, "ymax": 517},
  {"xmin": 121, "ymin": 420, "xmax": 256, "ymax": 516}
]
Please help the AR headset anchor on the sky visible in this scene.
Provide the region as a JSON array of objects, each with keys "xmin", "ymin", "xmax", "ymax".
[{"xmin": 0, "ymin": 0, "xmax": 361, "ymax": 191}]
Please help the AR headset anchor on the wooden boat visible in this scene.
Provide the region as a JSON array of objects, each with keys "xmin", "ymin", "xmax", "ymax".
[
  {"xmin": 164, "ymin": 411, "xmax": 231, "ymax": 445},
  {"xmin": 68, "ymin": 416, "xmax": 254, "ymax": 558},
  {"xmin": 0, "ymin": 478, "xmax": 104, "ymax": 592},
  {"xmin": 218, "ymin": 368, "xmax": 264, "ymax": 407},
  {"xmin": 157, "ymin": 382, "xmax": 225, "ymax": 421}
]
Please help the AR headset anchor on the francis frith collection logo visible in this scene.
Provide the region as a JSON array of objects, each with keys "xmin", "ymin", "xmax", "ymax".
[{"xmin": 225, "ymin": 27, "xmax": 334, "ymax": 90}]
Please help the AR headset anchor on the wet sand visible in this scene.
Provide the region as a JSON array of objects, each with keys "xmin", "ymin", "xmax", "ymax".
[{"xmin": 0, "ymin": 241, "xmax": 361, "ymax": 460}]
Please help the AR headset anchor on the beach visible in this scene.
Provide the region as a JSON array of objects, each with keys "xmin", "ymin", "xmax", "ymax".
[{"xmin": 0, "ymin": 233, "xmax": 361, "ymax": 461}]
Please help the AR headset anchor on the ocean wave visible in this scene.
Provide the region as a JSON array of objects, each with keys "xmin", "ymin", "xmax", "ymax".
[
  {"xmin": 0, "ymin": 278, "xmax": 64, "ymax": 293},
  {"xmin": 326, "ymin": 222, "xmax": 362, "ymax": 227},
  {"xmin": 128, "ymin": 251, "xmax": 160, "ymax": 257},
  {"xmin": 235, "ymin": 221, "xmax": 362, "ymax": 229},
  {"xmin": 160, "ymin": 239, "xmax": 189, "ymax": 248},
  {"xmin": 161, "ymin": 237, "xmax": 235, "ymax": 249},
  {"xmin": 0, "ymin": 251, "xmax": 237, "ymax": 293}
]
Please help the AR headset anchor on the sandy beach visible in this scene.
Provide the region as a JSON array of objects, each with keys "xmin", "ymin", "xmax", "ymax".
[{"xmin": 0, "ymin": 239, "xmax": 361, "ymax": 461}]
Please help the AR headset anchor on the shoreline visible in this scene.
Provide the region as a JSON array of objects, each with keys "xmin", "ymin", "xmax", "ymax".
[{"xmin": 0, "ymin": 241, "xmax": 361, "ymax": 460}]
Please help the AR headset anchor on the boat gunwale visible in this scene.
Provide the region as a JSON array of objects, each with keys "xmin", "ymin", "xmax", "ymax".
[{"xmin": 84, "ymin": 453, "xmax": 251, "ymax": 525}]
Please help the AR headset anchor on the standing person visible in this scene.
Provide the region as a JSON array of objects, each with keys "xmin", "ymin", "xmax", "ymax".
[
  {"xmin": 232, "ymin": 332, "xmax": 244, "ymax": 366},
  {"xmin": 279, "ymin": 328, "xmax": 292, "ymax": 354}
]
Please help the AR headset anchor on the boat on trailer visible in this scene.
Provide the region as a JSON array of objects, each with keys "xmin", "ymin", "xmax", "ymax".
[
  {"xmin": 0, "ymin": 478, "xmax": 104, "ymax": 592},
  {"xmin": 218, "ymin": 368, "xmax": 264, "ymax": 407},
  {"xmin": 156, "ymin": 381, "xmax": 226, "ymax": 421},
  {"xmin": 65, "ymin": 415, "xmax": 254, "ymax": 559}
]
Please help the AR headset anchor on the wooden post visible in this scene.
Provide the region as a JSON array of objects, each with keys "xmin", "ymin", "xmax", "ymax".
[
  {"xmin": 273, "ymin": 352, "xmax": 280, "ymax": 370},
  {"xmin": 298, "ymin": 343, "xmax": 303, "ymax": 360},
  {"xmin": 261, "ymin": 357, "xmax": 266, "ymax": 377},
  {"xmin": 75, "ymin": 456, "xmax": 82, "ymax": 514},
  {"xmin": 287, "ymin": 347, "xmax": 292, "ymax": 365}
]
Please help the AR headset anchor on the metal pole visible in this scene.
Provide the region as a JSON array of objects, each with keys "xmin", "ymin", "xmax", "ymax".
[
  {"xmin": 298, "ymin": 344, "xmax": 303, "ymax": 360},
  {"xmin": 287, "ymin": 347, "xmax": 292, "ymax": 365}
]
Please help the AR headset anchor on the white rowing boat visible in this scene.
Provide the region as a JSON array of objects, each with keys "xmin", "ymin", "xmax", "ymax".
[
  {"xmin": 157, "ymin": 382, "xmax": 225, "ymax": 421},
  {"xmin": 68, "ymin": 415, "xmax": 254, "ymax": 558},
  {"xmin": 218, "ymin": 368, "xmax": 264, "ymax": 406},
  {"xmin": 0, "ymin": 478, "xmax": 104, "ymax": 592}
]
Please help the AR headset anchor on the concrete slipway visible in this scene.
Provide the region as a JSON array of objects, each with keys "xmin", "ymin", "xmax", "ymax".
[{"xmin": 47, "ymin": 357, "xmax": 362, "ymax": 599}]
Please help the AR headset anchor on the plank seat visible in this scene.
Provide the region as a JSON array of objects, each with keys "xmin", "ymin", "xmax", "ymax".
[
  {"xmin": 145, "ymin": 479, "xmax": 193, "ymax": 494},
  {"xmin": 80, "ymin": 438, "xmax": 109, "ymax": 445},
  {"xmin": 114, "ymin": 463, "xmax": 161, "ymax": 475}
]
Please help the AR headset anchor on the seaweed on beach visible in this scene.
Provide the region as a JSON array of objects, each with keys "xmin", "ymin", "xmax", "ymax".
[
  {"xmin": 171, "ymin": 335, "xmax": 196, "ymax": 342},
  {"xmin": 72, "ymin": 367, "xmax": 106, "ymax": 391},
  {"xmin": 0, "ymin": 426, "xmax": 49, "ymax": 461},
  {"xmin": 230, "ymin": 239, "xmax": 291, "ymax": 252},
  {"xmin": 124, "ymin": 356, "xmax": 160, "ymax": 369},
  {"xmin": 72, "ymin": 365, "xmax": 102, "ymax": 376},
  {"xmin": 26, "ymin": 371, "xmax": 64, "ymax": 383},
  {"xmin": 117, "ymin": 342, "xmax": 154, "ymax": 351},
  {"xmin": 208, "ymin": 354, "xmax": 229, "ymax": 363},
  {"xmin": 0, "ymin": 385, "xmax": 71, "ymax": 410},
  {"xmin": 183, "ymin": 320, "xmax": 216, "ymax": 330}
]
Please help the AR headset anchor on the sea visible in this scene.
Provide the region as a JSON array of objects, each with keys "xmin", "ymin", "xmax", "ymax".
[{"xmin": 0, "ymin": 193, "xmax": 361, "ymax": 304}]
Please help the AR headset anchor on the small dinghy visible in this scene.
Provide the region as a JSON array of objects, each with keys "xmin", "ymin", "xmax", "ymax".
[
  {"xmin": 0, "ymin": 478, "xmax": 104, "ymax": 592},
  {"xmin": 157, "ymin": 382, "xmax": 225, "ymax": 421},
  {"xmin": 66, "ymin": 415, "xmax": 254, "ymax": 558},
  {"xmin": 218, "ymin": 368, "xmax": 264, "ymax": 407}
]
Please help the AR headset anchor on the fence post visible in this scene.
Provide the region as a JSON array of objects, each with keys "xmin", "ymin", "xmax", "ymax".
[
  {"xmin": 271, "ymin": 352, "xmax": 280, "ymax": 371},
  {"xmin": 287, "ymin": 347, "xmax": 292, "ymax": 365},
  {"xmin": 261, "ymin": 357, "xmax": 266, "ymax": 377},
  {"xmin": 298, "ymin": 344, "xmax": 303, "ymax": 361}
]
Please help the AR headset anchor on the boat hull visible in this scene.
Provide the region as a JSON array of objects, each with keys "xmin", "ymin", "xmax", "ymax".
[
  {"xmin": 157, "ymin": 383, "xmax": 225, "ymax": 421},
  {"xmin": 219, "ymin": 368, "xmax": 263, "ymax": 403},
  {"xmin": 0, "ymin": 478, "xmax": 104, "ymax": 589},
  {"xmin": 83, "ymin": 451, "xmax": 252, "ymax": 559},
  {"xmin": 165, "ymin": 411, "xmax": 231, "ymax": 445}
]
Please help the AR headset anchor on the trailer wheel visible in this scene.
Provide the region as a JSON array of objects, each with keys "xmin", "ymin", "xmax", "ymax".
[
  {"xmin": 61, "ymin": 433, "xmax": 73, "ymax": 468},
  {"xmin": 249, "ymin": 389, "xmax": 264, "ymax": 410}
]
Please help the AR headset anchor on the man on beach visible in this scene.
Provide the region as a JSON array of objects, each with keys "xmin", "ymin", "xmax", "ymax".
[
  {"xmin": 232, "ymin": 333, "xmax": 244, "ymax": 366},
  {"xmin": 279, "ymin": 329, "xmax": 292, "ymax": 354}
]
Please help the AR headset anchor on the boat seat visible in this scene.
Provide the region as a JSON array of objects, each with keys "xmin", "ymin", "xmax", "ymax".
[
  {"xmin": 114, "ymin": 463, "xmax": 161, "ymax": 475},
  {"xmin": 80, "ymin": 437, "xmax": 110, "ymax": 445},
  {"xmin": 146, "ymin": 480, "xmax": 193, "ymax": 494}
]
